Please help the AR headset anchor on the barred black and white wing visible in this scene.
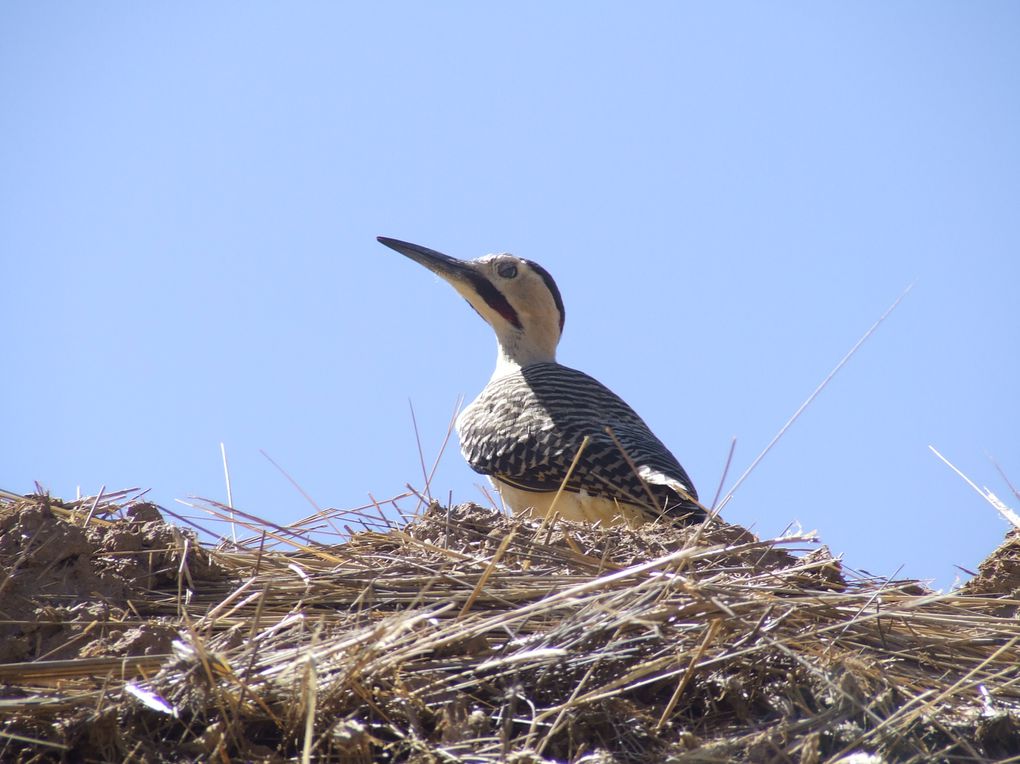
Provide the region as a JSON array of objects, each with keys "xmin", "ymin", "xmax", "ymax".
[{"xmin": 457, "ymin": 363, "xmax": 703, "ymax": 522}]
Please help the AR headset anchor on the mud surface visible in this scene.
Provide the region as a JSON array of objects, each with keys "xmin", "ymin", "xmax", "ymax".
[{"xmin": 0, "ymin": 498, "xmax": 224, "ymax": 665}]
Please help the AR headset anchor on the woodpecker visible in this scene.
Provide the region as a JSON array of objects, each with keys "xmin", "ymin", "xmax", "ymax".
[{"xmin": 378, "ymin": 236, "xmax": 705, "ymax": 526}]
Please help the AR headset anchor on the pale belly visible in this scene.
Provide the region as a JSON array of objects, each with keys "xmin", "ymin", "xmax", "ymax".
[{"xmin": 493, "ymin": 479, "xmax": 651, "ymax": 528}]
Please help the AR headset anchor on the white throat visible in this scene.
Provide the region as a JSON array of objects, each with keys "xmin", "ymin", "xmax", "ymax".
[{"xmin": 491, "ymin": 330, "xmax": 557, "ymax": 379}]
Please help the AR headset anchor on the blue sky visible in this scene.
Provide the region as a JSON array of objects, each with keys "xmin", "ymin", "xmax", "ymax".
[{"xmin": 2, "ymin": 4, "xmax": 1017, "ymax": 588}]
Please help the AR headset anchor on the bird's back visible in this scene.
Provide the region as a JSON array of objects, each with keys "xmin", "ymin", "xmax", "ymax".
[{"xmin": 457, "ymin": 363, "xmax": 703, "ymax": 523}]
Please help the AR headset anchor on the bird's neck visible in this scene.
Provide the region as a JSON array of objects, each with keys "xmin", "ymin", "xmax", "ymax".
[{"xmin": 492, "ymin": 331, "xmax": 557, "ymax": 379}]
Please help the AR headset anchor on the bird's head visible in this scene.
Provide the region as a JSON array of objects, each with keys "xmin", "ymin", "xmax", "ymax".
[{"xmin": 378, "ymin": 236, "xmax": 565, "ymax": 374}]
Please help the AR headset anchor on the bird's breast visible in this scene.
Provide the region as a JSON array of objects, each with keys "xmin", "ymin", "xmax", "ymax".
[{"xmin": 493, "ymin": 479, "xmax": 651, "ymax": 528}]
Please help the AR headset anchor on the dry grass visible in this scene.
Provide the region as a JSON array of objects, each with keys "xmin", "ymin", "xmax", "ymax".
[{"xmin": 1, "ymin": 490, "xmax": 1018, "ymax": 763}]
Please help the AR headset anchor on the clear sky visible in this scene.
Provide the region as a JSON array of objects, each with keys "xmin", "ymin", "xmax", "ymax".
[{"xmin": 2, "ymin": 4, "xmax": 1017, "ymax": 589}]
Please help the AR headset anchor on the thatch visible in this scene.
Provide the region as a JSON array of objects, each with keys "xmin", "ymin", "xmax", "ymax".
[{"xmin": 1, "ymin": 490, "xmax": 1018, "ymax": 763}]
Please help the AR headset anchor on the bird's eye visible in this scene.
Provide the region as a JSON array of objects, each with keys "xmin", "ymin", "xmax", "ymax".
[{"xmin": 497, "ymin": 262, "xmax": 518, "ymax": 279}]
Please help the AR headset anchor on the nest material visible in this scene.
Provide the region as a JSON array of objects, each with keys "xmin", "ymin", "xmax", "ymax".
[{"xmin": 0, "ymin": 492, "xmax": 1018, "ymax": 763}]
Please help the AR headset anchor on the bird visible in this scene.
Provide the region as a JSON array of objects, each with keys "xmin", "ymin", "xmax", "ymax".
[{"xmin": 377, "ymin": 236, "xmax": 705, "ymax": 527}]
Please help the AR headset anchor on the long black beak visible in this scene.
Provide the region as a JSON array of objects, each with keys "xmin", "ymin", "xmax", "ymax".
[
  {"xmin": 377, "ymin": 236, "xmax": 475, "ymax": 284},
  {"xmin": 378, "ymin": 235, "xmax": 525, "ymax": 330}
]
